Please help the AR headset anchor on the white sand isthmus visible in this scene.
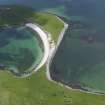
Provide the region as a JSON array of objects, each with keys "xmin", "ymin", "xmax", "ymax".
[{"xmin": 19, "ymin": 23, "xmax": 50, "ymax": 77}]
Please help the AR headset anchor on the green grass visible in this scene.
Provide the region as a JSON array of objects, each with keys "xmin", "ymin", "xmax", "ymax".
[
  {"xmin": 0, "ymin": 5, "xmax": 105, "ymax": 105},
  {"xmin": 0, "ymin": 67, "xmax": 105, "ymax": 105},
  {"xmin": 33, "ymin": 12, "xmax": 64, "ymax": 42}
]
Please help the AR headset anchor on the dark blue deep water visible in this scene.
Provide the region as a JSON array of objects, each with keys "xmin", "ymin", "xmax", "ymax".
[{"xmin": 1, "ymin": 0, "xmax": 105, "ymax": 93}]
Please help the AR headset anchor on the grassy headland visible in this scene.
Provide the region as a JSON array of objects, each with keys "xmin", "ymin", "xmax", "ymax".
[
  {"xmin": 0, "ymin": 67, "xmax": 105, "ymax": 105},
  {"xmin": 0, "ymin": 5, "xmax": 63, "ymax": 42},
  {"xmin": 33, "ymin": 13, "xmax": 64, "ymax": 42},
  {"xmin": 0, "ymin": 5, "xmax": 105, "ymax": 105}
]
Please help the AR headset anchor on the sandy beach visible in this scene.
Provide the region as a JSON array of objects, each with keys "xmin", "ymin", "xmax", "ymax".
[{"xmin": 19, "ymin": 23, "xmax": 50, "ymax": 77}]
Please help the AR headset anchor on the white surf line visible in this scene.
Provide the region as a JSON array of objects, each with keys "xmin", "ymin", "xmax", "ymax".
[{"xmin": 20, "ymin": 23, "xmax": 50, "ymax": 77}]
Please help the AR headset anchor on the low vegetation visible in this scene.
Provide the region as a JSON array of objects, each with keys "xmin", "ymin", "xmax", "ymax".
[
  {"xmin": 0, "ymin": 5, "xmax": 34, "ymax": 26},
  {"xmin": 33, "ymin": 13, "xmax": 64, "ymax": 42},
  {"xmin": 0, "ymin": 5, "xmax": 64, "ymax": 42},
  {"xmin": 0, "ymin": 67, "xmax": 105, "ymax": 105},
  {"xmin": 0, "ymin": 5, "xmax": 105, "ymax": 105}
]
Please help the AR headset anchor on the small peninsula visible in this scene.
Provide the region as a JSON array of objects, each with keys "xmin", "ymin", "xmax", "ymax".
[
  {"xmin": 0, "ymin": 5, "xmax": 64, "ymax": 77},
  {"xmin": 0, "ymin": 5, "xmax": 105, "ymax": 105}
]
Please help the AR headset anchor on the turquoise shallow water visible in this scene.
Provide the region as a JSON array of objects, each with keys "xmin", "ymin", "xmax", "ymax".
[
  {"xmin": 0, "ymin": 26, "xmax": 43, "ymax": 75},
  {"xmin": 1, "ymin": 0, "xmax": 105, "ymax": 93}
]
